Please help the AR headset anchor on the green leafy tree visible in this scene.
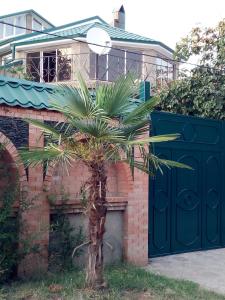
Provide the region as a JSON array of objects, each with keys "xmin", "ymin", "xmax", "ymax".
[
  {"xmin": 20, "ymin": 75, "xmax": 190, "ymax": 289},
  {"xmin": 158, "ymin": 19, "xmax": 225, "ymax": 120}
]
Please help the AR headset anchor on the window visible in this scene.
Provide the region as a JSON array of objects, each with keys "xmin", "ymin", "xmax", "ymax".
[
  {"xmin": 90, "ymin": 49, "xmax": 142, "ymax": 81},
  {"xmin": 0, "ymin": 23, "xmax": 3, "ymax": 39},
  {"xmin": 43, "ymin": 51, "xmax": 56, "ymax": 82},
  {"xmin": 15, "ymin": 15, "xmax": 26, "ymax": 35},
  {"xmin": 108, "ymin": 48, "xmax": 125, "ymax": 81},
  {"xmin": 57, "ymin": 48, "xmax": 72, "ymax": 81},
  {"xmin": 90, "ymin": 53, "xmax": 107, "ymax": 80},
  {"xmin": 26, "ymin": 48, "xmax": 72, "ymax": 83},
  {"xmin": 126, "ymin": 51, "xmax": 142, "ymax": 77},
  {"xmin": 27, "ymin": 52, "xmax": 41, "ymax": 82},
  {"xmin": 156, "ymin": 58, "xmax": 174, "ymax": 85},
  {"xmin": 4, "ymin": 17, "xmax": 14, "ymax": 37},
  {"xmin": 0, "ymin": 15, "xmax": 26, "ymax": 39},
  {"xmin": 33, "ymin": 18, "xmax": 42, "ymax": 31}
]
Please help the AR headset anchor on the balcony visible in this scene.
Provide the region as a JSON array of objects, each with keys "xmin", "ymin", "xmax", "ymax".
[{"xmin": 0, "ymin": 52, "xmax": 175, "ymax": 89}]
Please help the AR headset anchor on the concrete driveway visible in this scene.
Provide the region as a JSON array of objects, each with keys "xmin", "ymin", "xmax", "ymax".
[{"xmin": 146, "ymin": 249, "xmax": 225, "ymax": 295}]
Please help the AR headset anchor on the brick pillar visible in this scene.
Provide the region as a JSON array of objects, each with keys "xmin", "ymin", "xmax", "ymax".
[
  {"xmin": 123, "ymin": 167, "xmax": 149, "ymax": 266},
  {"xmin": 18, "ymin": 124, "xmax": 50, "ymax": 278},
  {"xmin": 123, "ymin": 81, "xmax": 150, "ymax": 265}
]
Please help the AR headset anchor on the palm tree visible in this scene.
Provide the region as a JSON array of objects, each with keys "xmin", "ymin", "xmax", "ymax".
[{"xmin": 20, "ymin": 75, "xmax": 190, "ymax": 289}]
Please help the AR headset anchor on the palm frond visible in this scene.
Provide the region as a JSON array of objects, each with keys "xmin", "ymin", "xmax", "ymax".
[
  {"xmin": 120, "ymin": 120, "xmax": 149, "ymax": 139},
  {"xmin": 25, "ymin": 118, "xmax": 63, "ymax": 139},
  {"xmin": 69, "ymin": 118, "xmax": 125, "ymax": 142},
  {"xmin": 124, "ymin": 134, "xmax": 181, "ymax": 145},
  {"xmin": 19, "ymin": 144, "xmax": 75, "ymax": 172},
  {"xmin": 123, "ymin": 96, "xmax": 160, "ymax": 124},
  {"xmin": 96, "ymin": 75, "xmax": 138, "ymax": 117},
  {"xmin": 50, "ymin": 81, "xmax": 105, "ymax": 119},
  {"xmin": 156, "ymin": 158, "xmax": 193, "ymax": 170}
]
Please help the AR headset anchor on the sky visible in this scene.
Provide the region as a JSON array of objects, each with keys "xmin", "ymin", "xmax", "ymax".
[{"xmin": 1, "ymin": 0, "xmax": 225, "ymax": 49}]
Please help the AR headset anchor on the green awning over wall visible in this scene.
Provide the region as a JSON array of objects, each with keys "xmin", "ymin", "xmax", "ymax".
[{"xmin": 0, "ymin": 75, "xmax": 54, "ymax": 110}]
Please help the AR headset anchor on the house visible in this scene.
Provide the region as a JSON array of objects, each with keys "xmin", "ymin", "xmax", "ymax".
[
  {"xmin": 0, "ymin": 6, "xmax": 176, "ymax": 89},
  {"xmin": 0, "ymin": 7, "xmax": 176, "ymax": 278},
  {"xmin": 1, "ymin": 6, "xmax": 224, "ymax": 281}
]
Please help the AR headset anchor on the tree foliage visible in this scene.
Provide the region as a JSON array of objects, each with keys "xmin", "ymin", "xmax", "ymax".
[
  {"xmin": 158, "ymin": 19, "xmax": 225, "ymax": 120},
  {"xmin": 20, "ymin": 75, "xmax": 190, "ymax": 289}
]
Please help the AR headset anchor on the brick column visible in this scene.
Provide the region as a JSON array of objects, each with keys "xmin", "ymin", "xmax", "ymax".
[
  {"xmin": 18, "ymin": 124, "xmax": 50, "ymax": 278},
  {"xmin": 123, "ymin": 167, "xmax": 149, "ymax": 266}
]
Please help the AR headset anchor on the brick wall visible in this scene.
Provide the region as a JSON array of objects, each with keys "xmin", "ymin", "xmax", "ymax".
[{"xmin": 0, "ymin": 105, "xmax": 149, "ymax": 276}]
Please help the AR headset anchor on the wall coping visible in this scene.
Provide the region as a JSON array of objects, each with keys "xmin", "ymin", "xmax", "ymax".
[{"xmin": 50, "ymin": 197, "xmax": 128, "ymax": 214}]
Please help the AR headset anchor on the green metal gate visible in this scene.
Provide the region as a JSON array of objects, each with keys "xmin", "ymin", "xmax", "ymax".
[{"xmin": 149, "ymin": 111, "xmax": 225, "ymax": 257}]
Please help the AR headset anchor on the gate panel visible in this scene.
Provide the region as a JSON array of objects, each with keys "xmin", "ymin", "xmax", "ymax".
[
  {"xmin": 149, "ymin": 111, "xmax": 225, "ymax": 257},
  {"xmin": 149, "ymin": 149, "xmax": 171, "ymax": 256},
  {"xmin": 171, "ymin": 150, "xmax": 201, "ymax": 253},
  {"xmin": 202, "ymin": 152, "xmax": 222, "ymax": 248}
]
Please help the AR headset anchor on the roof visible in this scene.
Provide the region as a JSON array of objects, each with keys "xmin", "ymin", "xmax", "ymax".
[
  {"xmin": 0, "ymin": 75, "xmax": 54, "ymax": 109},
  {"xmin": 0, "ymin": 9, "xmax": 55, "ymax": 27},
  {"xmin": 11, "ymin": 16, "xmax": 173, "ymax": 53},
  {"xmin": 0, "ymin": 16, "xmax": 104, "ymax": 49}
]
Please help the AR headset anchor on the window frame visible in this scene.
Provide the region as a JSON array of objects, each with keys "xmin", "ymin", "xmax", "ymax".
[
  {"xmin": 32, "ymin": 18, "xmax": 43, "ymax": 32},
  {"xmin": 156, "ymin": 57, "xmax": 175, "ymax": 84},
  {"xmin": 0, "ymin": 14, "xmax": 26, "ymax": 40},
  {"xmin": 90, "ymin": 49, "xmax": 143, "ymax": 81},
  {"xmin": 26, "ymin": 48, "xmax": 72, "ymax": 83}
]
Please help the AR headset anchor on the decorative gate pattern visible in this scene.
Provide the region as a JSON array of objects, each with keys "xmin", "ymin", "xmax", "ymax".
[{"xmin": 149, "ymin": 112, "xmax": 225, "ymax": 257}]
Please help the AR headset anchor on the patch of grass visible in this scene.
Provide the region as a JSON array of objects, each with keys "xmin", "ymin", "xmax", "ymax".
[{"xmin": 0, "ymin": 264, "xmax": 224, "ymax": 300}]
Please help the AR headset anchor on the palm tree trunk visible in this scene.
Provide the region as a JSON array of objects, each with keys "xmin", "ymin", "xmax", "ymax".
[{"xmin": 86, "ymin": 160, "xmax": 107, "ymax": 289}]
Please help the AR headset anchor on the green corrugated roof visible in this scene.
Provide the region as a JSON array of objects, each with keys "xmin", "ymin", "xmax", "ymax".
[
  {"xmin": 12, "ymin": 17, "xmax": 173, "ymax": 53},
  {"xmin": 0, "ymin": 75, "xmax": 146, "ymax": 111},
  {"xmin": 20, "ymin": 22, "xmax": 155, "ymax": 44},
  {"xmin": 0, "ymin": 75, "xmax": 54, "ymax": 109}
]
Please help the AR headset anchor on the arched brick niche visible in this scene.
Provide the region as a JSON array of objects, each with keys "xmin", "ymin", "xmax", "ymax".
[
  {"xmin": 0, "ymin": 132, "xmax": 27, "ymax": 195},
  {"xmin": 0, "ymin": 148, "xmax": 18, "ymax": 202}
]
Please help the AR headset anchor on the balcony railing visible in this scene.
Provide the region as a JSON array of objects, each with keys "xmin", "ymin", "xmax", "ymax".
[{"xmin": 0, "ymin": 52, "xmax": 176, "ymax": 89}]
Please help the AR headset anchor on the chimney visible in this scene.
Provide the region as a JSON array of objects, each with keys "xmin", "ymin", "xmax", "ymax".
[{"xmin": 113, "ymin": 5, "xmax": 125, "ymax": 30}]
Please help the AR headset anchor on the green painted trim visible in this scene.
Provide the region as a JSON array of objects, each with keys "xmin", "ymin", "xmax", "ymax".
[
  {"xmin": 0, "ymin": 9, "xmax": 55, "ymax": 27},
  {"xmin": 0, "ymin": 37, "xmax": 16, "ymax": 47},
  {"xmin": 13, "ymin": 34, "xmax": 84, "ymax": 47},
  {"xmin": 139, "ymin": 81, "xmax": 151, "ymax": 101}
]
